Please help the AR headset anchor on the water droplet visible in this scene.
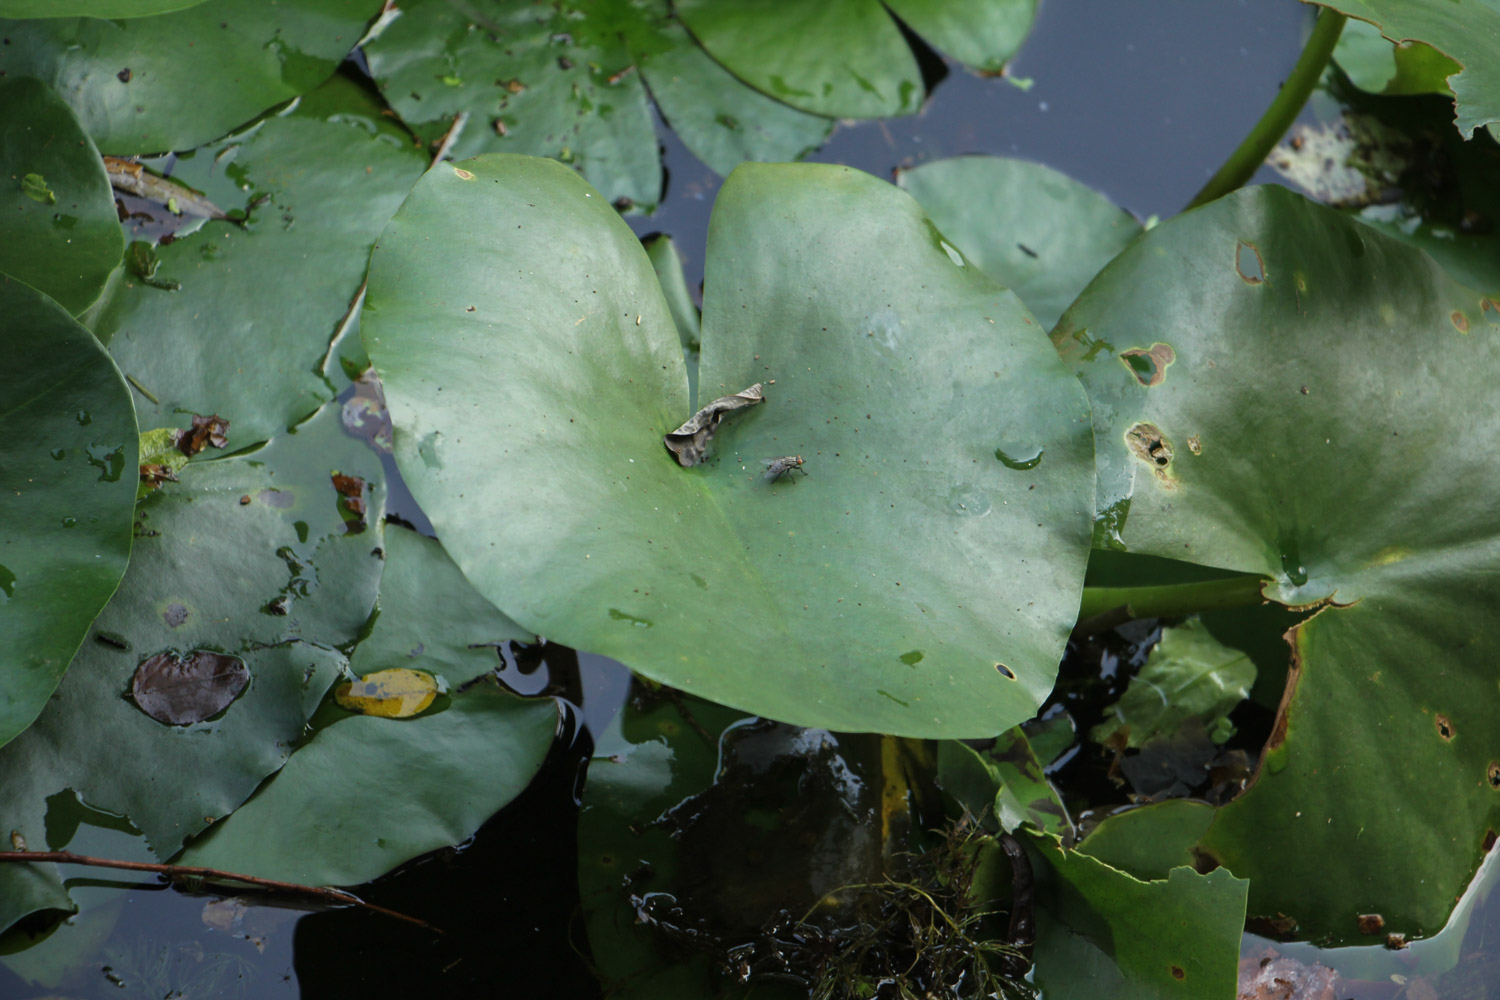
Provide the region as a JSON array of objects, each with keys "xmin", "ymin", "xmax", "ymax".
[
  {"xmin": 85, "ymin": 443, "xmax": 125, "ymax": 482},
  {"xmin": 946, "ymin": 485, "xmax": 991, "ymax": 517},
  {"xmin": 899, "ymin": 650, "xmax": 924, "ymax": 666},
  {"xmin": 75, "ymin": 410, "xmax": 92, "ymax": 426},
  {"xmin": 608, "ymin": 608, "xmax": 652, "ymax": 628},
  {"xmin": 1281, "ymin": 555, "xmax": 1309, "ymax": 586},
  {"xmin": 995, "ymin": 445, "xmax": 1044, "ymax": 470},
  {"xmin": 61, "ymin": 517, "xmax": 77, "ymax": 528},
  {"xmin": 939, "ymin": 240, "xmax": 965, "ymax": 267},
  {"xmin": 50, "ymin": 448, "xmax": 67, "ymax": 461}
]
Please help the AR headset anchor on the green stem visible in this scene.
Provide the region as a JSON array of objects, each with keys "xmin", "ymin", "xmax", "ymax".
[
  {"xmin": 1184, "ymin": 9, "xmax": 1347, "ymax": 211},
  {"xmin": 1077, "ymin": 575, "xmax": 1267, "ymax": 631}
]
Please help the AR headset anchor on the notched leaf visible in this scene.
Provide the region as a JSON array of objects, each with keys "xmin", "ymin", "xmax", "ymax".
[
  {"xmin": 131, "ymin": 650, "xmax": 250, "ymax": 725},
  {"xmin": 176, "ymin": 413, "xmax": 231, "ymax": 457},
  {"xmin": 663, "ymin": 383, "xmax": 764, "ymax": 467},
  {"xmin": 334, "ymin": 667, "xmax": 439, "ymax": 718}
]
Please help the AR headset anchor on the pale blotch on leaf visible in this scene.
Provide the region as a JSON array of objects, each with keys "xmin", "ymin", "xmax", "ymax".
[
  {"xmin": 132, "ymin": 650, "xmax": 249, "ymax": 725},
  {"xmin": 453, "ymin": 167, "xmax": 476, "ymax": 181},
  {"xmin": 335, "ymin": 668, "xmax": 440, "ymax": 718}
]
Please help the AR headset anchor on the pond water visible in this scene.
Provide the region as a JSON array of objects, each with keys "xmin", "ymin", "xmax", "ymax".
[{"xmin": 9, "ymin": 2, "xmax": 1483, "ymax": 997}]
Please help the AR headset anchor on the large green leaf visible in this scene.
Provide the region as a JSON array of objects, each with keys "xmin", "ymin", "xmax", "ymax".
[
  {"xmin": 0, "ymin": 279, "xmax": 136, "ymax": 749},
  {"xmin": 0, "ymin": 403, "xmax": 384, "ymax": 934},
  {"xmin": 364, "ymin": 155, "xmax": 1094, "ymax": 738},
  {"xmin": 675, "ymin": 0, "xmax": 1035, "ymax": 119},
  {"xmin": 1029, "ymin": 842, "xmax": 1248, "ymax": 1000},
  {"xmin": 0, "ymin": 1, "xmax": 207, "ymax": 17},
  {"xmin": 1054, "ymin": 184, "xmax": 1500, "ymax": 941},
  {"xmin": 1310, "ymin": 0, "xmax": 1500, "ymax": 138},
  {"xmin": 364, "ymin": 0, "xmax": 660, "ymax": 208},
  {"xmin": 178, "ymin": 526, "xmax": 555, "ymax": 885},
  {"xmin": 0, "ymin": 0, "xmax": 373, "ymax": 155},
  {"xmin": 0, "ymin": 78, "xmax": 124, "ymax": 315},
  {"xmin": 897, "ymin": 156, "xmax": 1143, "ymax": 331},
  {"xmin": 1333, "ymin": 17, "xmax": 1459, "ymax": 96},
  {"xmin": 87, "ymin": 76, "xmax": 426, "ymax": 449}
]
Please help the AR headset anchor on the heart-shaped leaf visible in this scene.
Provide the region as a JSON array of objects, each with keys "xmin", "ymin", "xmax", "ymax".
[
  {"xmin": 0, "ymin": 0, "xmax": 373, "ymax": 155},
  {"xmin": 1055, "ymin": 184, "xmax": 1500, "ymax": 941},
  {"xmin": 0, "ymin": 278, "xmax": 137, "ymax": 749},
  {"xmin": 0, "ymin": 78, "xmax": 124, "ymax": 315},
  {"xmin": 364, "ymin": 155, "xmax": 1093, "ymax": 738}
]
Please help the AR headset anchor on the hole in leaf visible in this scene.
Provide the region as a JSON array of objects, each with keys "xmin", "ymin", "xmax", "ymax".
[
  {"xmin": 1118, "ymin": 343, "xmax": 1175, "ymax": 387},
  {"xmin": 995, "ymin": 663, "xmax": 1015, "ymax": 680},
  {"xmin": 1436, "ymin": 713, "xmax": 1455, "ymax": 741},
  {"xmin": 1235, "ymin": 241, "xmax": 1266, "ymax": 284}
]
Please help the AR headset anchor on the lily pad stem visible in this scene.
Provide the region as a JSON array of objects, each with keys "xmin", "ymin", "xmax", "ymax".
[
  {"xmin": 1184, "ymin": 9, "xmax": 1347, "ymax": 211},
  {"xmin": 1076, "ymin": 575, "xmax": 1267, "ymax": 633}
]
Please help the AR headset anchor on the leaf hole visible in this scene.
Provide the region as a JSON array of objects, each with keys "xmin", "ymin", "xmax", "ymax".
[
  {"xmin": 994, "ymin": 663, "xmax": 1015, "ymax": 680},
  {"xmin": 1118, "ymin": 343, "xmax": 1175, "ymax": 387},
  {"xmin": 1436, "ymin": 713, "xmax": 1455, "ymax": 741},
  {"xmin": 1487, "ymin": 761, "xmax": 1500, "ymax": 789},
  {"xmin": 1235, "ymin": 241, "xmax": 1266, "ymax": 284}
]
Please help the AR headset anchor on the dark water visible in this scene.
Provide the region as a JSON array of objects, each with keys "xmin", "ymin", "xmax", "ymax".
[{"xmin": 1, "ymin": 2, "xmax": 1382, "ymax": 997}]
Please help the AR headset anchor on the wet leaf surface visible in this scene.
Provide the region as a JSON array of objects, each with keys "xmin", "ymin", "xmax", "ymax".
[
  {"xmin": 1056, "ymin": 184, "xmax": 1500, "ymax": 941},
  {"xmin": 131, "ymin": 650, "xmax": 249, "ymax": 725},
  {"xmin": 897, "ymin": 156, "xmax": 1143, "ymax": 331},
  {"xmin": 177, "ymin": 525, "xmax": 554, "ymax": 886},
  {"xmin": 333, "ymin": 667, "xmax": 438, "ymax": 719},
  {"xmin": 0, "ymin": 402, "xmax": 385, "ymax": 934},
  {"xmin": 0, "ymin": 279, "xmax": 137, "ymax": 749},
  {"xmin": 0, "ymin": 78, "xmax": 124, "ymax": 315},
  {"xmin": 364, "ymin": 155, "xmax": 1095, "ymax": 738},
  {"xmin": 87, "ymin": 76, "xmax": 427, "ymax": 450},
  {"xmin": 0, "ymin": 0, "xmax": 372, "ymax": 155}
]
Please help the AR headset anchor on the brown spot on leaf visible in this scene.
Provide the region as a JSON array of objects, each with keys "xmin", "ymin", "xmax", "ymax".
[
  {"xmin": 175, "ymin": 413, "xmax": 229, "ymax": 457},
  {"xmin": 1452, "ymin": 310, "xmax": 1470, "ymax": 333},
  {"xmin": 139, "ymin": 463, "xmax": 179, "ymax": 491},
  {"xmin": 1488, "ymin": 761, "xmax": 1500, "ymax": 789},
  {"xmin": 1125, "ymin": 422, "xmax": 1177, "ymax": 488},
  {"xmin": 131, "ymin": 650, "xmax": 249, "ymax": 725},
  {"xmin": 1187, "ymin": 434, "xmax": 1202, "ymax": 455},
  {"xmin": 1119, "ymin": 343, "xmax": 1175, "ymax": 386},
  {"xmin": 1235, "ymin": 241, "xmax": 1267, "ymax": 284},
  {"xmin": 1244, "ymin": 912, "xmax": 1298, "ymax": 939},
  {"xmin": 1435, "ymin": 713, "xmax": 1455, "ymax": 741},
  {"xmin": 162, "ymin": 602, "xmax": 189, "ymax": 628},
  {"xmin": 1170, "ymin": 965, "xmax": 1185, "ymax": 980},
  {"xmin": 1357, "ymin": 913, "xmax": 1384, "ymax": 935},
  {"xmin": 1386, "ymin": 932, "xmax": 1407, "ymax": 950},
  {"xmin": 1484, "ymin": 829, "xmax": 1497, "ymax": 852}
]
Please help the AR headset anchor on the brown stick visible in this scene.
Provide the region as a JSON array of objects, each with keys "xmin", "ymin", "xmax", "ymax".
[
  {"xmin": 429, "ymin": 111, "xmax": 469, "ymax": 167},
  {"xmin": 0, "ymin": 850, "xmax": 441, "ymax": 933}
]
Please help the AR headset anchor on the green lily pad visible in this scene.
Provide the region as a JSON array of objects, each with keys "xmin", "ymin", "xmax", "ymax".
[
  {"xmin": 0, "ymin": 79, "xmax": 124, "ymax": 315},
  {"xmin": 938, "ymin": 729, "xmax": 1072, "ymax": 837},
  {"xmin": 0, "ymin": 402, "xmax": 385, "ymax": 933},
  {"xmin": 0, "ymin": 0, "xmax": 371, "ymax": 155},
  {"xmin": 643, "ymin": 234, "xmax": 700, "ymax": 401},
  {"xmin": 0, "ymin": 0, "xmax": 208, "ymax": 17},
  {"xmin": 364, "ymin": 0, "xmax": 661, "ymax": 208},
  {"xmin": 1029, "ymin": 842, "xmax": 1248, "ymax": 1000},
  {"xmin": 897, "ymin": 156, "xmax": 1143, "ymax": 331},
  {"xmin": 364, "ymin": 155, "xmax": 1094, "ymax": 738},
  {"xmin": 87, "ymin": 76, "xmax": 427, "ymax": 450},
  {"xmin": 1054, "ymin": 184, "xmax": 1500, "ymax": 941},
  {"xmin": 1334, "ymin": 17, "xmax": 1459, "ymax": 96},
  {"xmin": 1074, "ymin": 799, "xmax": 1216, "ymax": 882},
  {"xmin": 0, "ymin": 279, "xmax": 136, "ymax": 749},
  {"xmin": 676, "ymin": 0, "xmax": 1034, "ymax": 119},
  {"xmin": 1091, "ymin": 620, "xmax": 1255, "ymax": 749},
  {"xmin": 1310, "ymin": 1, "xmax": 1500, "ymax": 138},
  {"xmin": 178, "ymin": 523, "xmax": 555, "ymax": 885}
]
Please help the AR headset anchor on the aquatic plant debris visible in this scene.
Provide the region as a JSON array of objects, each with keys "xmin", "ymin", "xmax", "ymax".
[
  {"xmin": 335, "ymin": 668, "xmax": 440, "ymax": 718},
  {"xmin": 663, "ymin": 382, "xmax": 765, "ymax": 466},
  {"xmin": 175, "ymin": 413, "xmax": 230, "ymax": 457},
  {"xmin": 131, "ymin": 650, "xmax": 250, "ymax": 726},
  {"xmin": 104, "ymin": 156, "xmax": 228, "ymax": 219}
]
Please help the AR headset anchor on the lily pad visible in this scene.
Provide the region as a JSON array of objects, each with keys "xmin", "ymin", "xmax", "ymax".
[
  {"xmin": 0, "ymin": 1, "xmax": 209, "ymax": 17},
  {"xmin": 364, "ymin": 155, "xmax": 1094, "ymax": 738},
  {"xmin": 896, "ymin": 156, "xmax": 1143, "ymax": 331},
  {"xmin": 0, "ymin": 78, "xmax": 124, "ymax": 315},
  {"xmin": 1054, "ymin": 184, "xmax": 1500, "ymax": 941},
  {"xmin": 86, "ymin": 76, "xmax": 427, "ymax": 450},
  {"xmin": 1309, "ymin": 0, "xmax": 1500, "ymax": 138},
  {"xmin": 0, "ymin": 0, "xmax": 372, "ymax": 154},
  {"xmin": 0, "ymin": 279, "xmax": 137, "ymax": 749},
  {"xmin": 0, "ymin": 402, "xmax": 385, "ymax": 933},
  {"xmin": 1334, "ymin": 17, "xmax": 1459, "ymax": 97},
  {"xmin": 676, "ymin": 0, "xmax": 1035, "ymax": 119}
]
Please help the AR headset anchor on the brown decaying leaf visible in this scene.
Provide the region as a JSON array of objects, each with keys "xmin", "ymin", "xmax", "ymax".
[
  {"xmin": 103, "ymin": 156, "xmax": 229, "ymax": 219},
  {"xmin": 175, "ymin": 413, "xmax": 230, "ymax": 457},
  {"xmin": 139, "ymin": 463, "xmax": 180, "ymax": 490},
  {"xmin": 331, "ymin": 472, "xmax": 367, "ymax": 533},
  {"xmin": 663, "ymin": 383, "xmax": 764, "ymax": 467},
  {"xmin": 131, "ymin": 650, "xmax": 250, "ymax": 726}
]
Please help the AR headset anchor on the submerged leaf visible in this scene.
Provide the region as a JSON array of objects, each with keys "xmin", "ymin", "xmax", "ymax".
[
  {"xmin": 334, "ymin": 668, "xmax": 439, "ymax": 719},
  {"xmin": 131, "ymin": 651, "xmax": 249, "ymax": 725},
  {"xmin": 662, "ymin": 383, "xmax": 764, "ymax": 467}
]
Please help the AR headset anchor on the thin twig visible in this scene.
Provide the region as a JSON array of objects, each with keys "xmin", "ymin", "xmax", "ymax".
[
  {"xmin": 0, "ymin": 850, "xmax": 441, "ymax": 933},
  {"xmin": 430, "ymin": 111, "xmax": 469, "ymax": 167}
]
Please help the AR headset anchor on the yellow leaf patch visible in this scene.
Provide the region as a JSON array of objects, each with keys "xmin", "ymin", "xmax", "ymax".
[{"xmin": 335, "ymin": 668, "xmax": 439, "ymax": 718}]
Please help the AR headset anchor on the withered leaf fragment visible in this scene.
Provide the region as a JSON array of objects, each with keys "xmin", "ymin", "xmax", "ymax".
[
  {"xmin": 131, "ymin": 650, "xmax": 250, "ymax": 725},
  {"xmin": 663, "ymin": 383, "xmax": 764, "ymax": 467},
  {"xmin": 175, "ymin": 413, "xmax": 230, "ymax": 457},
  {"xmin": 103, "ymin": 156, "xmax": 228, "ymax": 219},
  {"xmin": 331, "ymin": 472, "xmax": 368, "ymax": 533},
  {"xmin": 139, "ymin": 463, "xmax": 181, "ymax": 492}
]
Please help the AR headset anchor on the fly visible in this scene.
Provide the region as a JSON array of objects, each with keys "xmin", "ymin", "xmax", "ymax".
[{"xmin": 762, "ymin": 455, "xmax": 807, "ymax": 483}]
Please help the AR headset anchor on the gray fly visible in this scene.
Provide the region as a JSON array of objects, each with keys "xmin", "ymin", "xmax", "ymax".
[{"xmin": 762, "ymin": 455, "xmax": 807, "ymax": 483}]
